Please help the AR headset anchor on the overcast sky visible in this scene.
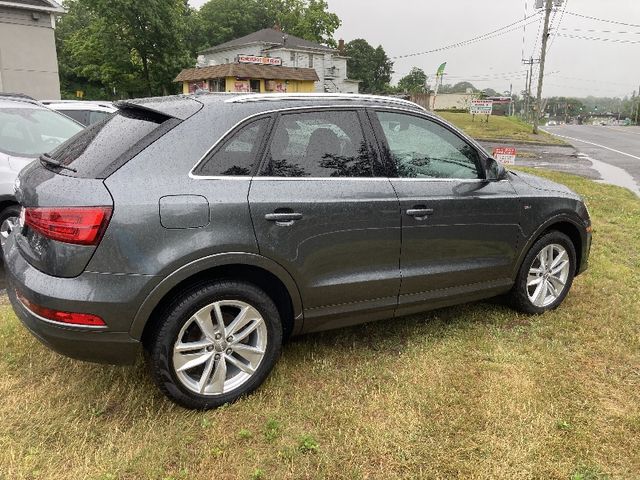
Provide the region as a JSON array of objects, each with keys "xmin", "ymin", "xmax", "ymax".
[{"xmin": 189, "ymin": 0, "xmax": 640, "ymax": 98}]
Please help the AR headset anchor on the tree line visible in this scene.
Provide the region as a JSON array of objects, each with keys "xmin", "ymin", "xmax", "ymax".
[
  {"xmin": 56, "ymin": 0, "xmax": 399, "ymax": 99},
  {"xmin": 54, "ymin": 0, "xmax": 499, "ymax": 100}
]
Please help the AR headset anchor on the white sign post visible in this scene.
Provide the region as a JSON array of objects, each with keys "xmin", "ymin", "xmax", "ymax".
[
  {"xmin": 492, "ymin": 147, "xmax": 517, "ymax": 165},
  {"xmin": 470, "ymin": 99, "xmax": 493, "ymax": 122}
]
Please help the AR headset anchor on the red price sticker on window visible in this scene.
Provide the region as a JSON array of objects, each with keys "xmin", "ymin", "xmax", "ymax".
[{"xmin": 492, "ymin": 147, "xmax": 516, "ymax": 165}]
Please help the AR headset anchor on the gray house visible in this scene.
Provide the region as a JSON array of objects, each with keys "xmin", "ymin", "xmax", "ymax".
[{"xmin": 0, "ymin": 0, "xmax": 65, "ymax": 99}]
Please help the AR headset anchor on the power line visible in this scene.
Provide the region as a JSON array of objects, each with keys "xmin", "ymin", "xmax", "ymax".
[
  {"xmin": 547, "ymin": 0, "xmax": 568, "ymax": 53},
  {"xmin": 559, "ymin": 27, "xmax": 640, "ymax": 35},
  {"xmin": 555, "ymin": 75, "xmax": 637, "ymax": 87},
  {"xmin": 446, "ymin": 71, "xmax": 529, "ymax": 80},
  {"xmin": 544, "ymin": 82, "xmax": 633, "ymax": 94},
  {"xmin": 564, "ymin": 11, "xmax": 640, "ymax": 29},
  {"xmin": 529, "ymin": 10, "xmax": 544, "ymax": 59},
  {"xmin": 391, "ymin": 12, "xmax": 542, "ymax": 60},
  {"xmin": 555, "ymin": 33, "xmax": 640, "ymax": 44}
]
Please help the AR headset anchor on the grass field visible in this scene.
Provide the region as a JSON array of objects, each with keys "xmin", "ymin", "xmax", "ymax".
[
  {"xmin": 438, "ymin": 112, "xmax": 565, "ymax": 145},
  {"xmin": 1, "ymin": 170, "xmax": 639, "ymax": 479}
]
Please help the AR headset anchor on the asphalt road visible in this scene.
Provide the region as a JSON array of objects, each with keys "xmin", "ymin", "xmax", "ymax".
[{"xmin": 545, "ymin": 125, "xmax": 640, "ymax": 195}]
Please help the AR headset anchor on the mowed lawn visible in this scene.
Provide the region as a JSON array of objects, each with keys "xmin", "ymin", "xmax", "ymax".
[
  {"xmin": 1, "ymin": 171, "xmax": 639, "ymax": 480},
  {"xmin": 438, "ymin": 112, "xmax": 565, "ymax": 145}
]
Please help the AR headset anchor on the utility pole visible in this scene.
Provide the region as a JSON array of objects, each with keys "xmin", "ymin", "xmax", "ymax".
[
  {"xmin": 522, "ymin": 57, "xmax": 539, "ymax": 122},
  {"xmin": 509, "ymin": 83, "xmax": 513, "ymax": 116},
  {"xmin": 533, "ymin": 0, "xmax": 554, "ymax": 134}
]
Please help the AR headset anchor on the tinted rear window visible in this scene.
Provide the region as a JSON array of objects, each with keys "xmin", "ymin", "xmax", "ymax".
[{"xmin": 47, "ymin": 108, "xmax": 169, "ymax": 178}]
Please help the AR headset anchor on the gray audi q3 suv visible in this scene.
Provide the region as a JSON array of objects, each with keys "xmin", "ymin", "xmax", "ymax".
[{"xmin": 3, "ymin": 93, "xmax": 592, "ymax": 409}]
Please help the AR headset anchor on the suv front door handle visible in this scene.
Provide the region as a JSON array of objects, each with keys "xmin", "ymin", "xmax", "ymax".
[
  {"xmin": 265, "ymin": 212, "xmax": 303, "ymax": 225},
  {"xmin": 406, "ymin": 207, "xmax": 434, "ymax": 220}
]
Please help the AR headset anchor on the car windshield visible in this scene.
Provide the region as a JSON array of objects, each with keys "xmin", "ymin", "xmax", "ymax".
[{"xmin": 0, "ymin": 106, "xmax": 84, "ymax": 157}]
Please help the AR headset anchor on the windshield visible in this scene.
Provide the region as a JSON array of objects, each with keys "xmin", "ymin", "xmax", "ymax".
[{"xmin": 0, "ymin": 106, "xmax": 84, "ymax": 157}]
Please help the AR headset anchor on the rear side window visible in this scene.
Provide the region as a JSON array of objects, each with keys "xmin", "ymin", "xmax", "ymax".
[
  {"xmin": 261, "ymin": 110, "xmax": 372, "ymax": 177},
  {"xmin": 194, "ymin": 117, "xmax": 270, "ymax": 176},
  {"xmin": 47, "ymin": 108, "xmax": 169, "ymax": 178}
]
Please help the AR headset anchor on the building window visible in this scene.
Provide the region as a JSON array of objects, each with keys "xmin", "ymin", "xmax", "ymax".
[
  {"xmin": 308, "ymin": 55, "xmax": 313, "ymax": 68},
  {"xmin": 209, "ymin": 78, "xmax": 224, "ymax": 92},
  {"xmin": 290, "ymin": 52, "xmax": 295, "ymax": 63}
]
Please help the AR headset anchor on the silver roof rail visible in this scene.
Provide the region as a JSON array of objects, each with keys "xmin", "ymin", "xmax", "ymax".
[{"xmin": 225, "ymin": 93, "xmax": 427, "ymax": 111}]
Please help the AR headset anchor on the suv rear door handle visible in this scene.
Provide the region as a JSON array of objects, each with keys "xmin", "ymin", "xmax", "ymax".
[
  {"xmin": 406, "ymin": 208, "xmax": 434, "ymax": 219},
  {"xmin": 265, "ymin": 212, "xmax": 302, "ymax": 224}
]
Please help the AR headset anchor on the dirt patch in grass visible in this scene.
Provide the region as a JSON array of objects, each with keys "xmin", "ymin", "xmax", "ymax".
[{"xmin": 0, "ymin": 171, "xmax": 639, "ymax": 479}]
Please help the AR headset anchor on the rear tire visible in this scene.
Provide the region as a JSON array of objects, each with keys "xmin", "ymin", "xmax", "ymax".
[
  {"xmin": 0, "ymin": 204, "xmax": 21, "ymax": 259},
  {"xmin": 148, "ymin": 280, "xmax": 282, "ymax": 410},
  {"xmin": 510, "ymin": 231, "xmax": 576, "ymax": 314}
]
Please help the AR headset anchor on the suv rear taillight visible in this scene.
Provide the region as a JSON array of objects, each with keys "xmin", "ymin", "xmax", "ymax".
[
  {"xmin": 16, "ymin": 290, "xmax": 106, "ymax": 327},
  {"xmin": 24, "ymin": 206, "xmax": 112, "ymax": 246}
]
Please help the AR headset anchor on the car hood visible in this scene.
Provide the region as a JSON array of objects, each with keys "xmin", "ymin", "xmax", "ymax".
[{"xmin": 509, "ymin": 171, "xmax": 581, "ymax": 199}]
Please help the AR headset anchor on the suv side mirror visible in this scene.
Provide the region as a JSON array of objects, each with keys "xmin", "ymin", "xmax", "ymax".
[{"xmin": 485, "ymin": 157, "xmax": 508, "ymax": 181}]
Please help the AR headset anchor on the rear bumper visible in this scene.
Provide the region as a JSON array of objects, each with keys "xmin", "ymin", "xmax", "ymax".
[
  {"xmin": 7, "ymin": 286, "xmax": 140, "ymax": 364},
  {"xmin": 3, "ymin": 235, "xmax": 154, "ymax": 365}
]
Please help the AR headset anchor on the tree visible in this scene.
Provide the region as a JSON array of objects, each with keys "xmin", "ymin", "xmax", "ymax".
[
  {"xmin": 197, "ymin": 0, "xmax": 340, "ymax": 50},
  {"xmin": 344, "ymin": 39, "xmax": 393, "ymax": 94},
  {"xmin": 439, "ymin": 81, "xmax": 476, "ymax": 94},
  {"xmin": 57, "ymin": 0, "xmax": 194, "ymax": 98},
  {"xmin": 397, "ymin": 67, "xmax": 428, "ymax": 93},
  {"xmin": 197, "ymin": 0, "xmax": 268, "ymax": 50}
]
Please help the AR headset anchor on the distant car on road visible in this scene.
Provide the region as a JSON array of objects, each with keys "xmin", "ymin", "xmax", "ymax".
[
  {"xmin": 40, "ymin": 100, "xmax": 116, "ymax": 127},
  {"xmin": 4, "ymin": 93, "xmax": 592, "ymax": 410},
  {"xmin": 0, "ymin": 94, "xmax": 84, "ymax": 255}
]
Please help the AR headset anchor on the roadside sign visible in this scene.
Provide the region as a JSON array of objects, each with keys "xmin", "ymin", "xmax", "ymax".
[
  {"xmin": 492, "ymin": 147, "xmax": 517, "ymax": 165},
  {"xmin": 470, "ymin": 99, "xmax": 493, "ymax": 115},
  {"xmin": 237, "ymin": 55, "xmax": 282, "ymax": 66}
]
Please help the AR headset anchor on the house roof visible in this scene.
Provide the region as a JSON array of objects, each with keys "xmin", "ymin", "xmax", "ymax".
[
  {"xmin": 175, "ymin": 63, "xmax": 320, "ymax": 82},
  {"xmin": 199, "ymin": 28, "xmax": 334, "ymax": 55},
  {"xmin": 0, "ymin": 0, "xmax": 65, "ymax": 13}
]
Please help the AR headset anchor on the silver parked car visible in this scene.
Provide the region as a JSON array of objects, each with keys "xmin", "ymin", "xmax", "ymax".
[{"xmin": 0, "ymin": 94, "xmax": 84, "ymax": 254}]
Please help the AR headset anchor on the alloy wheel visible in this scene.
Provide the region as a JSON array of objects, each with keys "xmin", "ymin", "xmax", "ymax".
[
  {"xmin": 0, "ymin": 215, "xmax": 18, "ymax": 249},
  {"xmin": 526, "ymin": 243, "xmax": 571, "ymax": 308},
  {"xmin": 172, "ymin": 300, "xmax": 267, "ymax": 396}
]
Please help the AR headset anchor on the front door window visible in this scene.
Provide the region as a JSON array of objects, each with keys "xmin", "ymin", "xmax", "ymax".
[{"xmin": 375, "ymin": 111, "xmax": 481, "ymax": 179}]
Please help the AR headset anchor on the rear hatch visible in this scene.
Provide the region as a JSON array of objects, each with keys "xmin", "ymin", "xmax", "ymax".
[{"xmin": 13, "ymin": 97, "xmax": 202, "ymax": 277}]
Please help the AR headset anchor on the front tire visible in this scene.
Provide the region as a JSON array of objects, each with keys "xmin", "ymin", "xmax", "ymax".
[
  {"xmin": 510, "ymin": 231, "xmax": 576, "ymax": 314},
  {"xmin": 148, "ymin": 280, "xmax": 282, "ymax": 410}
]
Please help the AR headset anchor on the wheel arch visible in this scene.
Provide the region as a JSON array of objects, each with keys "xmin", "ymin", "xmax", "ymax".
[
  {"xmin": 131, "ymin": 253, "xmax": 304, "ymax": 344},
  {"xmin": 514, "ymin": 214, "xmax": 585, "ymax": 278},
  {"xmin": 0, "ymin": 195, "xmax": 18, "ymax": 215}
]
